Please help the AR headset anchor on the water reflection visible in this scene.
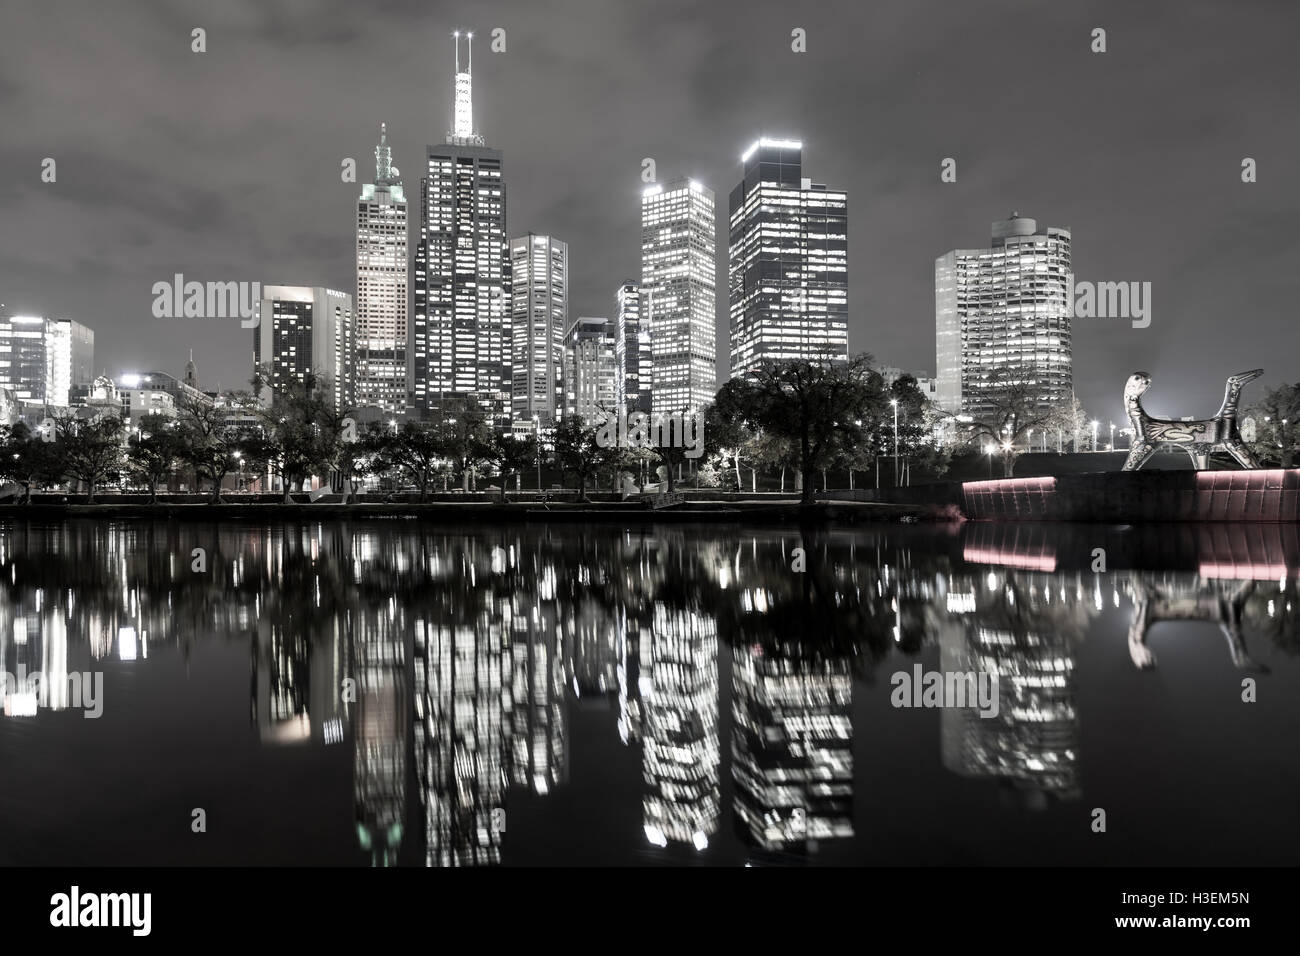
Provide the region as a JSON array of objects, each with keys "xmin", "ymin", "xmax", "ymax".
[{"xmin": 1, "ymin": 519, "xmax": 1297, "ymax": 865}]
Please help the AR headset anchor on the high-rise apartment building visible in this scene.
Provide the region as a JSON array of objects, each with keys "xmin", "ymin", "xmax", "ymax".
[
  {"xmin": 509, "ymin": 234, "xmax": 567, "ymax": 425},
  {"xmin": 355, "ymin": 123, "xmax": 408, "ymax": 412},
  {"xmin": 0, "ymin": 315, "xmax": 93, "ymax": 407},
  {"xmin": 253, "ymin": 285, "xmax": 356, "ymax": 409},
  {"xmin": 563, "ymin": 316, "xmax": 618, "ymax": 424},
  {"xmin": 615, "ymin": 281, "xmax": 650, "ymax": 412},
  {"xmin": 728, "ymin": 139, "xmax": 848, "ymax": 378},
  {"xmin": 640, "ymin": 177, "xmax": 717, "ymax": 416},
  {"xmin": 410, "ymin": 32, "xmax": 509, "ymax": 425},
  {"xmin": 935, "ymin": 213, "xmax": 1073, "ymax": 418}
]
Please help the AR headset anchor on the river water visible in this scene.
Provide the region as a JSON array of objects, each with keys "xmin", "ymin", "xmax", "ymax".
[{"xmin": 0, "ymin": 518, "xmax": 1296, "ymax": 866}]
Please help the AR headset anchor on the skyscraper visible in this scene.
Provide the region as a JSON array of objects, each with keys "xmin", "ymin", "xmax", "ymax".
[
  {"xmin": 640, "ymin": 178, "xmax": 717, "ymax": 416},
  {"xmin": 0, "ymin": 314, "xmax": 93, "ymax": 408},
  {"xmin": 728, "ymin": 139, "xmax": 848, "ymax": 378},
  {"xmin": 615, "ymin": 281, "xmax": 650, "ymax": 412},
  {"xmin": 509, "ymin": 234, "xmax": 567, "ymax": 425},
  {"xmin": 563, "ymin": 316, "xmax": 618, "ymax": 424},
  {"xmin": 355, "ymin": 123, "xmax": 408, "ymax": 412},
  {"xmin": 253, "ymin": 285, "xmax": 355, "ymax": 409},
  {"xmin": 410, "ymin": 31, "xmax": 509, "ymax": 425},
  {"xmin": 935, "ymin": 213, "xmax": 1073, "ymax": 418}
]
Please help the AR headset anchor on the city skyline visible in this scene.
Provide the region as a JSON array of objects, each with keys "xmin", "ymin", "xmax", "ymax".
[{"xmin": 3, "ymin": 1, "xmax": 1296, "ymax": 426}]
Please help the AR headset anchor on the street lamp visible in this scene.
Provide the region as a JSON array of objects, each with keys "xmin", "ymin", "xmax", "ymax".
[
  {"xmin": 890, "ymin": 398, "xmax": 899, "ymax": 485},
  {"xmin": 984, "ymin": 444, "xmax": 993, "ymax": 478},
  {"xmin": 1090, "ymin": 419, "xmax": 1099, "ymax": 452},
  {"xmin": 1109, "ymin": 420, "xmax": 1116, "ymax": 451},
  {"xmin": 533, "ymin": 414, "xmax": 541, "ymax": 491}
]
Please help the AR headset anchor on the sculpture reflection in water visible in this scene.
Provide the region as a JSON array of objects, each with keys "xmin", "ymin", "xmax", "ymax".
[{"xmin": 1, "ymin": 518, "xmax": 1294, "ymax": 865}]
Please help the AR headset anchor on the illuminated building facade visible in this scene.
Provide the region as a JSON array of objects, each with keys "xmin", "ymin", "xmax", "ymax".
[
  {"xmin": 640, "ymin": 178, "xmax": 716, "ymax": 416},
  {"xmin": 410, "ymin": 32, "xmax": 509, "ymax": 425},
  {"xmin": 355, "ymin": 123, "xmax": 408, "ymax": 412},
  {"xmin": 509, "ymin": 233, "xmax": 567, "ymax": 425},
  {"xmin": 0, "ymin": 314, "xmax": 94, "ymax": 407},
  {"xmin": 728, "ymin": 139, "xmax": 848, "ymax": 378},
  {"xmin": 615, "ymin": 281, "xmax": 650, "ymax": 412},
  {"xmin": 253, "ymin": 285, "xmax": 356, "ymax": 410},
  {"xmin": 935, "ymin": 213, "xmax": 1073, "ymax": 418},
  {"xmin": 563, "ymin": 316, "xmax": 618, "ymax": 424}
]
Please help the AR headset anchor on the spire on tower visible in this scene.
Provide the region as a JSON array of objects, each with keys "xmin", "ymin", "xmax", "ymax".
[{"xmin": 448, "ymin": 29, "xmax": 484, "ymax": 146}]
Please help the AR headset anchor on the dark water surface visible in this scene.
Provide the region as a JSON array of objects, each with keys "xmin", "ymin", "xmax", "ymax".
[{"xmin": 1, "ymin": 518, "xmax": 1297, "ymax": 866}]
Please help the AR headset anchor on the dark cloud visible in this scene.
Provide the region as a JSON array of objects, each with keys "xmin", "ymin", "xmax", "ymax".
[{"xmin": 0, "ymin": 0, "xmax": 1296, "ymax": 424}]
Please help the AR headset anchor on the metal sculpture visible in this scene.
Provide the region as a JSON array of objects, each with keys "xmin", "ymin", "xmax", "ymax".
[{"xmin": 1121, "ymin": 368, "xmax": 1262, "ymax": 471}]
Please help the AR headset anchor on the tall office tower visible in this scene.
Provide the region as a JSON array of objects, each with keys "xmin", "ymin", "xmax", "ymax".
[
  {"xmin": 563, "ymin": 316, "xmax": 618, "ymax": 423},
  {"xmin": 509, "ymin": 234, "xmax": 567, "ymax": 424},
  {"xmin": 935, "ymin": 213, "xmax": 1073, "ymax": 418},
  {"xmin": 252, "ymin": 285, "xmax": 356, "ymax": 410},
  {"xmin": 640, "ymin": 177, "xmax": 717, "ymax": 416},
  {"xmin": 0, "ymin": 315, "xmax": 93, "ymax": 407},
  {"xmin": 410, "ymin": 31, "xmax": 509, "ymax": 425},
  {"xmin": 355, "ymin": 123, "xmax": 408, "ymax": 412},
  {"xmin": 614, "ymin": 281, "xmax": 650, "ymax": 412},
  {"xmin": 728, "ymin": 139, "xmax": 848, "ymax": 378}
]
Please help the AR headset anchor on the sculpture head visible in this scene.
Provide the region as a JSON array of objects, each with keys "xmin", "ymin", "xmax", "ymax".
[
  {"xmin": 1228, "ymin": 369, "xmax": 1264, "ymax": 388},
  {"xmin": 1124, "ymin": 372, "xmax": 1152, "ymax": 401}
]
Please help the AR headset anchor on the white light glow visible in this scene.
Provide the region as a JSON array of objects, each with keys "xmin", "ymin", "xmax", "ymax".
[{"xmin": 741, "ymin": 137, "xmax": 803, "ymax": 162}]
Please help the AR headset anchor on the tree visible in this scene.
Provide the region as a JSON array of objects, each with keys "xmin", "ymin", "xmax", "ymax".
[
  {"xmin": 176, "ymin": 393, "xmax": 246, "ymax": 504},
  {"xmin": 955, "ymin": 371, "xmax": 1069, "ymax": 477},
  {"xmin": 553, "ymin": 415, "xmax": 602, "ymax": 501},
  {"xmin": 378, "ymin": 423, "xmax": 445, "ymax": 501},
  {"xmin": 437, "ymin": 399, "xmax": 495, "ymax": 492},
  {"xmin": 489, "ymin": 432, "xmax": 539, "ymax": 503},
  {"xmin": 125, "ymin": 413, "xmax": 182, "ymax": 503},
  {"xmin": 257, "ymin": 374, "xmax": 341, "ymax": 504},
  {"xmin": 55, "ymin": 413, "xmax": 124, "ymax": 504},
  {"xmin": 751, "ymin": 430, "xmax": 800, "ymax": 493},
  {"xmin": 746, "ymin": 355, "xmax": 884, "ymax": 504},
  {"xmin": 1247, "ymin": 384, "xmax": 1300, "ymax": 467},
  {"xmin": 0, "ymin": 422, "xmax": 59, "ymax": 504},
  {"xmin": 706, "ymin": 383, "xmax": 762, "ymax": 492}
]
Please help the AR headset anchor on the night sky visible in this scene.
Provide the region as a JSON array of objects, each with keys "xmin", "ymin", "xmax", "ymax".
[{"xmin": 1, "ymin": 0, "xmax": 1296, "ymax": 425}]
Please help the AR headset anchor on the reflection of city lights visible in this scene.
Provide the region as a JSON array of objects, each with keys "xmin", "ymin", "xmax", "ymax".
[
  {"xmin": 644, "ymin": 825, "xmax": 667, "ymax": 848},
  {"xmin": 119, "ymin": 626, "xmax": 137, "ymax": 661},
  {"xmin": 692, "ymin": 830, "xmax": 708, "ymax": 851}
]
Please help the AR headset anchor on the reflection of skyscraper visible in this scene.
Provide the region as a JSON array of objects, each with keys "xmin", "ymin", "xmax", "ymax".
[
  {"xmin": 641, "ymin": 603, "xmax": 719, "ymax": 850},
  {"xmin": 504, "ymin": 598, "xmax": 568, "ymax": 795},
  {"xmin": 731, "ymin": 646, "xmax": 853, "ymax": 852},
  {"xmin": 352, "ymin": 613, "xmax": 409, "ymax": 867},
  {"xmin": 415, "ymin": 611, "xmax": 505, "ymax": 866},
  {"xmin": 938, "ymin": 573, "xmax": 1082, "ymax": 803}
]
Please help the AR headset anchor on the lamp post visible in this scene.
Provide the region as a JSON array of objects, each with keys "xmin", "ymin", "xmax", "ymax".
[
  {"xmin": 533, "ymin": 414, "xmax": 541, "ymax": 491},
  {"xmin": 890, "ymin": 398, "xmax": 899, "ymax": 486},
  {"xmin": 985, "ymin": 444, "xmax": 993, "ymax": 478},
  {"xmin": 1109, "ymin": 420, "xmax": 1115, "ymax": 451},
  {"xmin": 1090, "ymin": 419, "xmax": 1099, "ymax": 452}
]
